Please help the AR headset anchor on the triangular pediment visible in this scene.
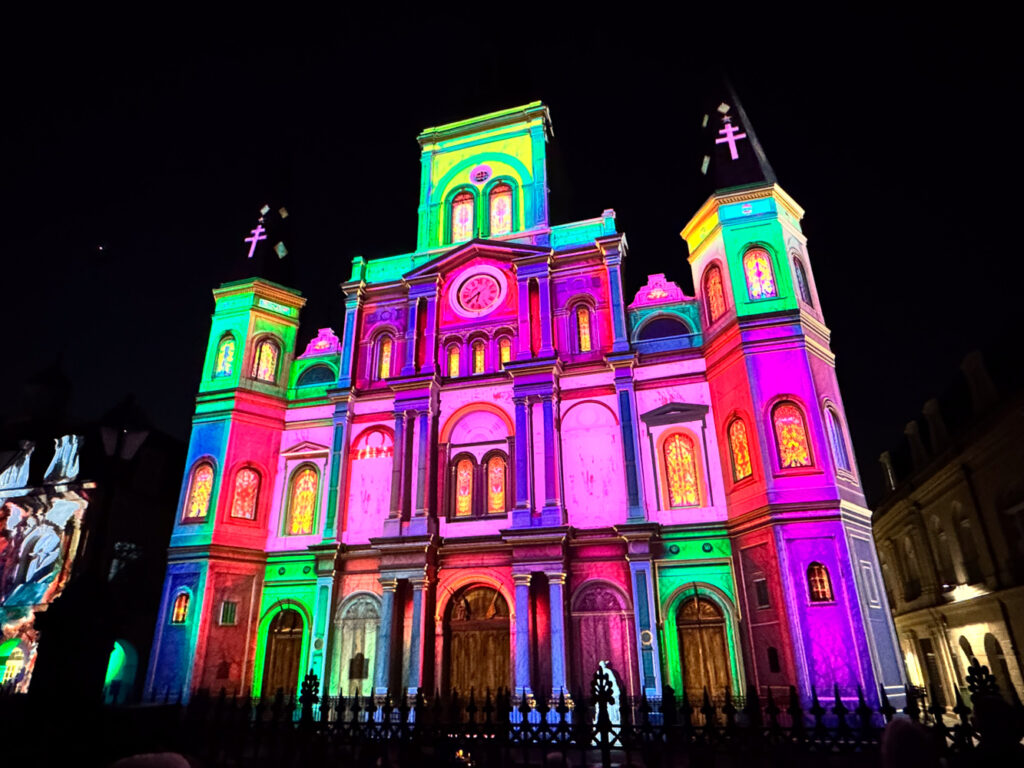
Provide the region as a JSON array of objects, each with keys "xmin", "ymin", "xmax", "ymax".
[
  {"xmin": 280, "ymin": 440, "xmax": 330, "ymax": 457},
  {"xmin": 403, "ymin": 239, "xmax": 549, "ymax": 281}
]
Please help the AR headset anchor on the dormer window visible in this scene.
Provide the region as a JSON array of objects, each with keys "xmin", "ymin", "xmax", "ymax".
[
  {"xmin": 489, "ymin": 183, "xmax": 512, "ymax": 236},
  {"xmin": 451, "ymin": 191, "xmax": 475, "ymax": 243}
]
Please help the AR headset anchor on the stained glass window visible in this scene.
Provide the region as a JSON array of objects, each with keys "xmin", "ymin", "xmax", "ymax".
[
  {"xmin": 252, "ymin": 339, "xmax": 279, "ymax": 383},
  {"xmin": 793, "ymin": 257, "xmax": 813, "ymax": 306},
  {"xmin": 378, "ymin": 336, "xmax": 393, "ymax": 379},
  {"xmin": 472, "ymin": 340, "xmax": 485, "ymax": 374},
  {"xmin": 489, "ymin": 184, "xmax": 512, "ymax": 236},
  {"xmin": 171, "ymin": 592, "xmax": 190, "ymax": 624},
  {"xmin": 807, "ymin": 562, "xmax": 834, "ymax": 602},
  {"xmin": 454, "ymin": 458, "xmax": 473, "ymax": 517},
  {"xmin": 214, "ymin": 336, "xmax": 235, "ymax": 377},
  {"xmin": 448, "ymin": 346, "xmax": 460, "ymax": 378},
  {"xmin": 576, "ymin": 306, "xmax": 592, "ymax": 352},
  {"xmin": 499, "ymin": 337, "xmax": 511, "ymax": 367},
  {"xmin": 487, "ymin": 455, "xmax": 506, "ymax": 514},
  {"xmin": 743, "ymin": 247, "xmax": 778, "ymax": 300},
  {"xmin": 663, "ymin": 432, "xmax": 700, "ymax": 508},
  {"xmin": 704, "ymin": 266, "xmax": 726, "ymax": 322},
  {"xmin": 773, "ymin": 402, "xmax": 812, "ymax": 468},
  {"xmin": 452, "ymin": 191, "xmax": 475, "ymax": 242},
  {"xmin": 286, "ymin": 467, "xmax": 318, "ymax": 535},
  {"xmin": 184, "ymin": 463, "xmax": 214, "ymax": 520},
  {"xmin": 230, "ymin": 468, "xmax": 260, "ymax": 520},
  {"xmin": 824, "ymin": 408, "xmax": 850, "ymax": 472},
  {"xmin": 728, "ymin": 419, "xmax": 753, "ymax": 481}
]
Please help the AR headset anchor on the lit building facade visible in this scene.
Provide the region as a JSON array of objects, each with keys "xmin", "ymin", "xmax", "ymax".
[
  {"xmin": 873, "ymin": 351, "xmax": 1024, "ymax": 705},
  {"xmin": 146, "ymin": 100, "xmax": 905, "ymax": 704}
]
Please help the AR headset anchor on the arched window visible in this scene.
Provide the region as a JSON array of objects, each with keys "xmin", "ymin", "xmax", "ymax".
[
  {"xmin": 447, "ymin": 345, "xmax": 461, "ymax": 378},
  {"xmin": 472, "ymin": 339, "xmax": 486, "ymax": 374},
  {"xmin": 214, "ymin": 335, "xmax": 235, "ymax": 377},
  {"xmin": 793, "ymin": 257, "xmax": 813, "ymax": 306},
  {"xmin": 824, "ymin": 407, "xmax": 851, "ymax": 472},
  {"xmin": 453, "ymin": 457, "xmax": 475, "ymax": 517},
  {"xmin": 183, "ymin": 462, "xmax": 214, "ymax": 520},
  {"xmin": 170, "ymin": 592, "xmax": 190, "ymax": 624},
  {"xmin": 743, "ymin": 247, "xmax": 778, "ymax": 300},
  {"xmin": 230, "ymin": 468, "xmax": 260, "ymax": 520},
  {"xmin": 807, "ymin": 562, "xmax": 834, "ymax": 602},
  {"xmin": 957, "ymin": 518, "xmax": 982, "ymax": 583},
  {"xmin": 2, "ymin": 647, "xmax": 25, "ymax": 684},
  {"xmin": 903, "ymin": 537, "xmax": 922, "ymax": 600},
  {"xmin": 285, "ymin": 466, "xmax": 319, "ymax": 535},
  {"xmin": 727, "ymin": 418, "xmax": 753, "ymax": 482},
  {"xmin": 576, "ymin": 305, "xmax": 592, "ymax": 352},
  {"xmin": 352, "ymin": 428, "xmax": 394, "ymax": 460},
  {"xmin": 933, "ymin": 520, "xmax": 956, "ymax": 588},
  {"xmin": 498, "ymin": 337, "xmax": 512, "ymax": 367},
  {"xmin": 704, "ymin": 265, "xmax": 727, "ymax": 322},
  {"xmin": 296, "ymin": 364, "xmax": 334, "ymax": 387},
  {"xmin": 377, "ymin": 335, "xmax": 393, "ymax": 380},
  {"xmin": 486, "ymin": 454, "xmax": 507, "ymax": 514},
  {"xmin": 451, "ymin": 190, "xmax": 475, "ymax": 242},
  {"xmin": 489, "ymin": 183, "xmax": 513, "ymax": 236},
  {"xmin": 772, "ymin": 401, "xmax": 812, "ymax": 469},
  {"xmin": 252, "ymin": 338, "xmax": 280, "ymax": 383},
  {"xmin": 663, "ymin": 432, "xmax": 700, "ymax": 508}
]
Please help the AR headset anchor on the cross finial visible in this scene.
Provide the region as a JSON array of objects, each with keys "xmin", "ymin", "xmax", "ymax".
[{"xmin": 243, "ymin": 224, "xmax": 267, "ymax": 259}]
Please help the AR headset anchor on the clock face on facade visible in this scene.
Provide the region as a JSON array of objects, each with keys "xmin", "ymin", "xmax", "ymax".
[{"xmin": 452, "ymin": 268, "xmax": 506, "ymax": 317}]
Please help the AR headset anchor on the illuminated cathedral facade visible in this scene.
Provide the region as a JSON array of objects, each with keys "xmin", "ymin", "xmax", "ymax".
[{"xmin": 146, "ymin": 100, "xmax": 906, "ymax": 704}]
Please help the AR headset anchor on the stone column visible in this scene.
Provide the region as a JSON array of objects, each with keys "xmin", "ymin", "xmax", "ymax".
[
  {"xmin": 513, "ymin": 573, "xmax": 533, "ymax": 695},
  {"xmin": 421, "ymin": 295, "xmax": 438, "ymax": 374},
  {"xmin": 615, "ymin": 378, "xmax": 645, "ymax": 521},
  {"xmin": 374, "ymin": 578, "xmax": 398, "ymax": 696},
  {"xmin": 512, "ymin": 396, "xmax": 532, "ymax": 527},
  {"xmin": 384, "ymin": 412, "xmax": 405, "ymax": 537},
  {"xmin": 337, "ymin": 285, "xmax": 365, "ymax": 388},
  {"xmin": 537, "ymin": 274, "xmax": 555, "ymax": 356},
  {"xmin": 604, "ymin": 249, "xmax": 630, "ymax": 353},
  {"xmin": 414, "ymin": 409, "xmax": 430, "ymax": 517},
  {"xmin": 628, "ymin": 562, "xmax": 662, "ymax": 696},
  {"xmin": 540, "ymin": 395, "xmax": 564, "ymax": 526},
  {"xmin": 401, "ymin": 297, "xmax": 419, "ymax": 375},
  {"xmin": 406, "ymin": 577, "xmax": 430, "ymax": 695},
  {"xmin": 547, "ymin": 572, "xmax": 568, "ymax": 695},
  {"xmin": 516, "ymin": 276, "xmax": 532, "ymax": 360},
  {"xmin": 325, "ymin": 400, "xmax": 353, "ymax": 538}
]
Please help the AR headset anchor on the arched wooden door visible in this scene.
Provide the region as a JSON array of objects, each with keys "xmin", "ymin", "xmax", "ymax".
[
  {"xmin": 262, "ymin": 609, "xmax": 304, "ymax": 697},
  {"xmin": 570, "ymin": 582, "xmax": 635, "ymax": 699},
  {"xmin": 676, "ymin": 596, "xmax": 731, "ymax": 700},
  {"xmin": 445, "ymin": 586, "xmax": 510, "ymax": 695}
]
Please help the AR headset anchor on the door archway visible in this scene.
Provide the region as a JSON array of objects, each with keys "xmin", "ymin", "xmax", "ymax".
[
  {"xmin": 676, "ymin": 596, "xmax": 731, "ymax": 700},
  {"xmin": 262, "ymin": 609, "xmax": 304, "ymax": 697},
  {"xmin": 444, "ymin": 585, "xmax": 510, "ymax": 695}
]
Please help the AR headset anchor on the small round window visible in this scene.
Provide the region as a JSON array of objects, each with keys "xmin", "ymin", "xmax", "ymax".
[{"xmin": 470, "ymin": 164, "xmax": 492, "ymax": 184}]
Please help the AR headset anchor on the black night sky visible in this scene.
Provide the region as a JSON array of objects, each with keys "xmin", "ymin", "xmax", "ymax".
[{"xmin": 2, "ymin": 12, "xmax": 1017, "ymax": 503}]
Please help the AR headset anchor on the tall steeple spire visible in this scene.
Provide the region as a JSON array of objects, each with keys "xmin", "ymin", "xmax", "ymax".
[{"xmin": 699, "ymin": 79, "xmax": 776, "ymax": 194}]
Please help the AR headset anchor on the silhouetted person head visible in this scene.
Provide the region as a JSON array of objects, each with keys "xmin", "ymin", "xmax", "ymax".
[{"xmin": 881, "ymin": 717, "xmax": 939, "ymax": 768}]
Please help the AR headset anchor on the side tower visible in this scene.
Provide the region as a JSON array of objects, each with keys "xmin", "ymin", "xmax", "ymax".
[
  {"xmin": 683, "ymin": 88, "xmax": 905, "ymax": 702},
  {"xmin": 146, "ymin": 278, "xmax": 306, "ymax": 698}
]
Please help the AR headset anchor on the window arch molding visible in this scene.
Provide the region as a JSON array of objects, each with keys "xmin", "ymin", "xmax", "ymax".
[
  {"xmin": 481, "ymin": 176, "xmax": 520, "ymax": 238},
  {"xmin": 181, "ymin": 456, "xmax": 218, "ymax": 522},
  {"xmin": 226, "ymin": 462, "xmax": 266, "ymax": 522},
  {"xmin": 791, "ymin": 251, "xmax": 814, "ymax": 307},
  {"xmin": 721, "ymin": 410, "xmax": 755, "ymax": 485},
  {"xmin": 765, "ymin": 396, "xmax": 815, "ymax": 472},
  {"xmin": 367, "ymin": 326, "xmax": 399, "ymax": 382},
  {"xmin": 655, "ymin": 427, "xmax": 705, "ymax": 509},
  {"xmin": 740, "ymin": 243, "xmax": 780, "ymax": 301},
  {"xmin": 567, "ymin": 294, "xmax": 598, "ymax": 354},
  {"xmin": 168, "ymin": 586, "xmax": 194, "ymax": 625},
  {"xmin": 701, "ymin": 260, "xmax": 729, "ymax": 324},
  {"xmin": 821, "ymin": 400, "xmax": 853, "ymax": 475},
  {"xmin": 444, "ymin": 185, "xmax": 480, "ymax": 244},
  {"xmin": 213, "ymin": 332, "xmax": 237, "ymax": 378},
  {"xmin": 634, "ymin": 312, "xmax": 693, "ymax": 342},
  {"xmin": 282, "ymin": 462, "xmax": 322, "ymax": 537},
  {"xmin": 295, "ymin": 363, "xmax": 337, "ymax": 388},
  {"xmin": 250, "ymin": 334, "xmax": 283, "ymax": 384}
]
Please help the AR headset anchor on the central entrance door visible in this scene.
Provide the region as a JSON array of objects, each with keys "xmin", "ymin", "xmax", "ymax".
[
  {"xmin": 446, "ymin": 586, "xmax": 510, "ymax": 695},
  {"xmin": 262, "ymin": 609, "xmax": 304, "ymax": 697},
  {"xmin": 676, "ymin": 596, "xmax": 731, "ymax": 700}
]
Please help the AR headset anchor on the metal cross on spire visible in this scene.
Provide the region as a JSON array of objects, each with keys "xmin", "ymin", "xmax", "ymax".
[
  {"xmin": 715, "ymin": 116, "xmax": 748, "ymax": 161},
  {"xmin": 243, "ymin": 224, "xmax": 267, "ymax": 259}
]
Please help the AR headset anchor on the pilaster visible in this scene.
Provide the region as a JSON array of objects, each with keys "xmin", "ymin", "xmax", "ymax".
[
  {"xmin": 374, "ymin": 578, "xmax": 398, "ymax": 696},
  {"xmin": 546, "ymin": 572, "xmax": 568, "ymax": 695},
  {"xmin": 513, "ymin": 572, "xmax": 532, "ymax": 695}
]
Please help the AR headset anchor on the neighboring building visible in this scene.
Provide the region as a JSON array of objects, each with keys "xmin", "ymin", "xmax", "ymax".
[
  {"xmin": 873, "ymin": 350, "xmax": 1024, "ymax": 704},
  {"xmin": 147, "ymin": 95, "xmax": 905, "ymax": 705}
]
